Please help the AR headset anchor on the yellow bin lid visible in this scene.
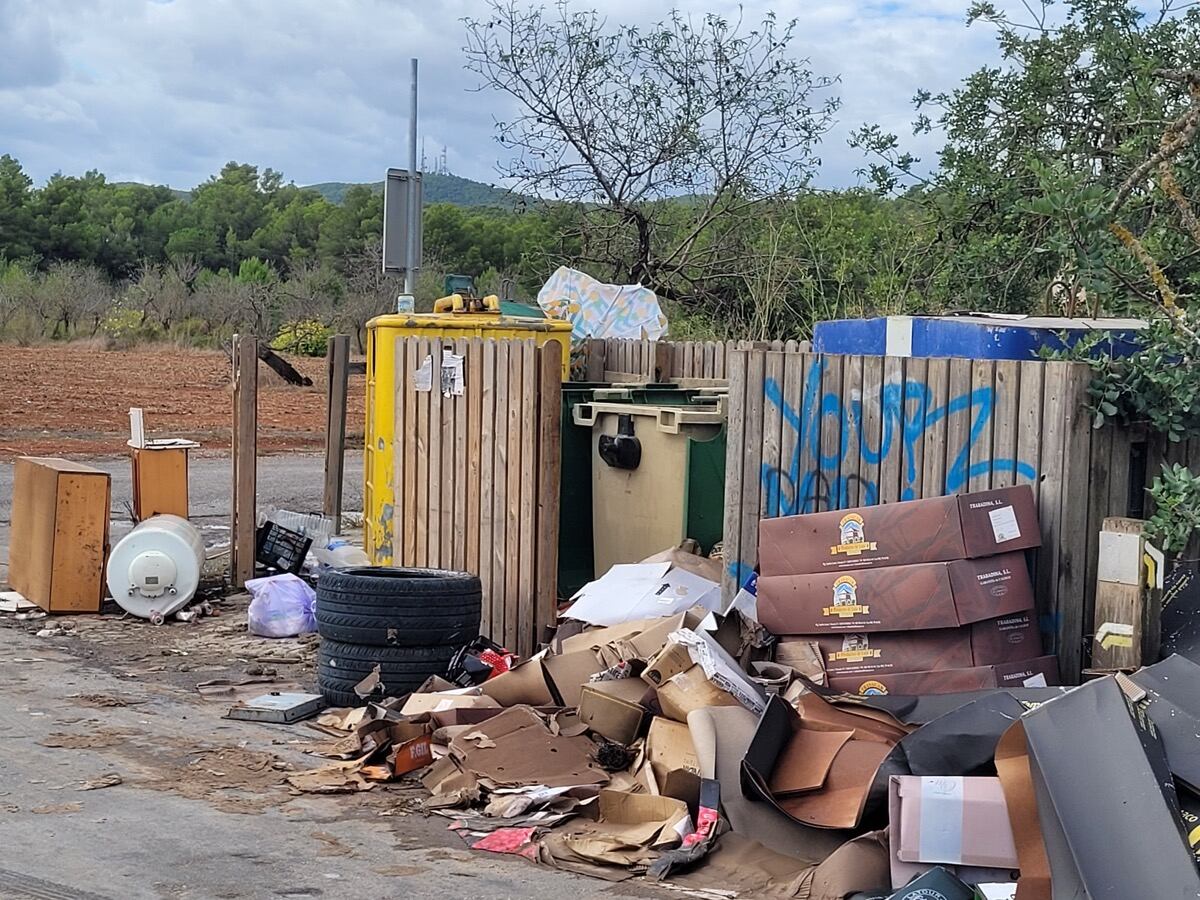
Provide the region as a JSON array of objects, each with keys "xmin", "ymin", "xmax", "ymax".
[{"xmin": 368, "ymin": 312, "xmax": 574, "ymax": 334}]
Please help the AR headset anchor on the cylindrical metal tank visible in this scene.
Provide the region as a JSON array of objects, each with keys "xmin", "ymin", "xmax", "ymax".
[{"xmin": 106, "ymin": 514, "xmax": 205, "ymax": 621}]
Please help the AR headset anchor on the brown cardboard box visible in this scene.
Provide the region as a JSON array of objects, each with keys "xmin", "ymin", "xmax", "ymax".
[
  {"xmin": 656, "ymin": 666, "xmax": 740, "ymax": 722},
  {"xmin": 810, "ymin": 612, "xmax": 1040, "ymax": 680},
  {"xmin": 578, "ymin": 679, "xmax": 648, "ymax": 743},
  {"xmin": 827, "ymin": 655, "xmax": 1060, "ymax": 695},
  {"xmin": 758, "ymin": 485, "xmax": 1040, "ymax": 576},
  {"xmin": 641, "ymin": 641, "xmax": 694, "ymax": 687},
  {"xmin": 10, "ymin": 457, "xmax": 111, "ymax": 613},
  {"xmin": 757, "ymin": 553, "xmax": 1034, "ymax": 635}
]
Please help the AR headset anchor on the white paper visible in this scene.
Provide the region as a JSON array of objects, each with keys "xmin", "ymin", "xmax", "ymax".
[
  {"xmin": 563, "ymin": 563, "xmax": 725, "ymax": 627},
  {"xmin": 1023, "ymin": 673, "xmax": 1048, "ymax": 688},
  {"xmin": 988, "ymin": 506, "xmax": 1021, "ymax": 543},
  {"xmin": 978, "ymin": 885, "xmax": 1017, "ymax": 900},
  {"xmin": 441, "ymin": 349, "xmax": 465, "ymax": 397},
  {"xmin": 129, "ymin": 407, "xmax": 146, "ymax": 448},
  {"xmin": 414, "ymin": 355, "xmax": 433, "ymax": 392}
]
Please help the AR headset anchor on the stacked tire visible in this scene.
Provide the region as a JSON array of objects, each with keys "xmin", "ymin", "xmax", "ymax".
[{"xmin": 315, "ymin": 567, "xmax": 482, "ymax": 708}]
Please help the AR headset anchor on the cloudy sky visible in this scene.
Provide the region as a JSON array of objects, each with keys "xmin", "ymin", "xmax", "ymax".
[{"xmin": 1, "ymin": 0, "xmax": 1037, "ymax": 191}]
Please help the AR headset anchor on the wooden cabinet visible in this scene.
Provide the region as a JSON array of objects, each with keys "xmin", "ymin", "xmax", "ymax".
[
  {"xmin": 132, "ymin": 447, "xmax": 189, "ymax": 519},
  {"xmin": 10, "ymin": 457, "xmax": 111, "ymax": 613}
]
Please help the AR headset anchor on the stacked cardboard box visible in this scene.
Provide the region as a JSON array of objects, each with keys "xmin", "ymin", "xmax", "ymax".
[{"xmin": 756, "ymin": 485, "xmax": 1059, "ymax": 694}]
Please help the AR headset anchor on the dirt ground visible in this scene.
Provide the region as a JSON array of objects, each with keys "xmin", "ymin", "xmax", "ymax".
[
  {"xmin": 0, "ymin": 343, "xmax": 366, "ymax": 459},
  {"xmin": 0, "ymin": 599, "xmax": 663, "ymax": 899}
]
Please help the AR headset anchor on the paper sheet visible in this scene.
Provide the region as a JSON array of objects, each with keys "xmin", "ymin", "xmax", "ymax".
[
  {"xmin": 988, "ymin": 506, "xmax": 1021, "ymax": 543},
  {"xmin": 563, "ymin": 564, "xmax": 721, "ymax": 627}
]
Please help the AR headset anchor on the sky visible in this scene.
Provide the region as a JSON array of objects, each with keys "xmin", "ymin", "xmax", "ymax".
[{"xmin": 1, "ymin": 0, "xmax": 1025, "ymax": 192}]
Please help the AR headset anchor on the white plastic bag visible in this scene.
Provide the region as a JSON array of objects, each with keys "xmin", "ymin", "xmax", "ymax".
[{"xmin": 246, "ymin": 573, "xmax": 317, "ymax": 638}]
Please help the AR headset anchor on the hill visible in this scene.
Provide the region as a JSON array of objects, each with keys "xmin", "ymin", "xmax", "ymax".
[{"xmin": 304, "ymin": 173, "xmax": 517, "ymax": 207}]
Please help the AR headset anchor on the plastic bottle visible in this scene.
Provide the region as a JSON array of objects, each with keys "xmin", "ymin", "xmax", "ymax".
[{"xmin": 324, "ymin": 539, "xmax": 370, "ymax": 568}]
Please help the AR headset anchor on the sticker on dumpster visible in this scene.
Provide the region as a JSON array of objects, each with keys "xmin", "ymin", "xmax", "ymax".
[
  {"xmin": 441, "ymin": 349, "xmax": 464, "ymax": 397},
  {"xmin": 830, "ymin": 513, "xmax": 877, "ymax": 557},
  {"xmin": 414, "ymin": 355, "xmax": 433, "ymax": 392}
]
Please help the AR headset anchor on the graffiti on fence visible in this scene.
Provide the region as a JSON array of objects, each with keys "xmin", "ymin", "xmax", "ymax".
[{"xmin": 760, "ymin": 358, "xmax": 1037, "ymax": 517}]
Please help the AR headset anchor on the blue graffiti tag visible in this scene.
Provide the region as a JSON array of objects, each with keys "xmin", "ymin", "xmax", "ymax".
[{"xmin": 760, "ymin": 358, "xmax": 1037, "ymax": 518}]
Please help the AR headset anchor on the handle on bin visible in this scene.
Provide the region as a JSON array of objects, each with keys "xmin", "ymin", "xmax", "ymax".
[{"xmin": 598, "ymin": 414, "xmax": 642, "ymax": 470}]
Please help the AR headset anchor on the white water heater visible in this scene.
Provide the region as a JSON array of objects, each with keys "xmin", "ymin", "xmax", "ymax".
[{"xmin": 106, "ymin": 514, "xmax": 205, "ymax": 621}]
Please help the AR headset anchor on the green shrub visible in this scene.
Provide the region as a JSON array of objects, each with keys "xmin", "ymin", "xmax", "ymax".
[{"xmin": 271, "ymin": 319, "xmax": 332, "ymax": 356}]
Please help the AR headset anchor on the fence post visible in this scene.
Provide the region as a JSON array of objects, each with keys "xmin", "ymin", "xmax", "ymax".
[
  {"xmin": 231, "ymin": 334, "xmax": 258, "ymax": 588},
  {"xmin": 323, "ymin": 334, "xmax": 351, "ymax": 534},
  {"xmin": 536, "ymin": 341, "xmax": 564, "ymax": 643},
  {"xmin": 585, "ymin": 338, "xmax": 607, "ymax": 382}
]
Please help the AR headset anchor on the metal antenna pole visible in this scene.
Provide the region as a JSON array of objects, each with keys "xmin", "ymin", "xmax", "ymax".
[{"xmin": 404, "ymin": 58, "xmax": 419, "ymax": 296}]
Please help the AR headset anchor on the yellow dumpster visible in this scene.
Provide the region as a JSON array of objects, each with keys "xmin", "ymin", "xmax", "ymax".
[{"xmin": 364, "ymin": 312, "xmax": 573, "ymax": 564}]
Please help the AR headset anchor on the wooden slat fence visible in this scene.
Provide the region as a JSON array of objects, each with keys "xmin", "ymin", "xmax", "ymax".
[
  {"xmin": 390, "ymin": 337, "xmax": 562, "ymax": 657},
  {"xmin": 723, "ymin": 348, "xmax": 1135, "ymax": 684},
  {"xmin": 584, "ymin": 338, "xmax": 811, "ymax": 382}
]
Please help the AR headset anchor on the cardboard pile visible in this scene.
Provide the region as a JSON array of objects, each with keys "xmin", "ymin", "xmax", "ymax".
[{"xmin": 757, "ymin": 486, "xmax": 1059, "ymax": 694}]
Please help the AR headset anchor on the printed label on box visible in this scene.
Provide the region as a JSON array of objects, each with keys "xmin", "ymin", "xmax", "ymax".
[
  {"xmin": 829, "ymin": 633, "xmax": 882, "ymax": 663},
  {"xmin": 829, "ymin": 513, "xmax": 878, "ymax": 557},
  {"xmin": 822, "ymin": 575, "xmax": 870, "ymax": 619},
  {"xmin": 988, "ymin": 506, "xmax": 1021, "ymax": 543}
]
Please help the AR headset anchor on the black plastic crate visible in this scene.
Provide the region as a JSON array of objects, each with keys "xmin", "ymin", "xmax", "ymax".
[{"xmin": 255, "ymin": 521, "xmax": 313, "ymax": 575}]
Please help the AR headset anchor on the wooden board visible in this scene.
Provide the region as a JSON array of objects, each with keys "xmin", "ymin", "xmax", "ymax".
[
  {"xmin": 860, "ymin": 355, "xmax": 884, "ymax": 507},
  {"xmin": 760, "ymin": 352, "xmax": 785, "ymax": 519},
  {"xmin": 479, "ymin": 339, "xmax": 497, "ymax": 638},
  {"xmin": 1033, "ymin": 361, "xmax": 1069, "ymax": 661},
  {"xmin": 1055, "ymin": 363, "xmax": 1094, "ymax": 681},
  {"xmin": 50, "ymin": 473, "xmax": 111, "ymax": 612},
  {"xmin": 841, "ymin": 354, "xmax": 864, "ymax": 507},
  {"xmin": 133, "ymin": 448, "xmax": 188, "ymax": 520},
  {"xmin": 921, "ymin": 357, "xmax": 950, "ymax": 496},
  {"xmin": 945, "ymin": 358, "xmax": 972, "ymax": 497},
  {"xmin": 878, "ymin": 356, "xmax": 905, "ymax": 505},
  {"xmin": 990, "ymin": 360, "xmax": 1020, "ymax": 489},
  {"xmin": 721, "ymin": 350, "xmax": 748, "ymax": 598},
  {"xmin": 535, "ymin": 342, "xmax": 564, "ymax": 647},
  {"xmin": 492, "ymin": 340, "xmax": 510, "ymax": 646},
  {"xmin": 968, "ymin": 359, "xmax": 995, "ymax": 492},
  {"xmin": 322, "ymin": 334, "xmax": 350, "ymax": 532},
  {"xmin": 231, "ymin": 335, "xmax": 258, "ymax": 588},
  {"xmin": 818, "ymin": 354, "xmax": 845, "ymax": 510}
]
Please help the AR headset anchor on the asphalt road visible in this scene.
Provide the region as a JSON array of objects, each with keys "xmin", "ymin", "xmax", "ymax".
[{"xmin": 0, "ymin": 452, "xmax": 365, "ymax": 578}]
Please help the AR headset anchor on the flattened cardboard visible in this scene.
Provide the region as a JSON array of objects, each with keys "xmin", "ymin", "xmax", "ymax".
[
  {"xmin": 996, "ymin": 677, "xmax": 1200, "ymax": 900},
  {"xmin": 827, "ymin": 655, "xmax": 1059, "ymax": 696},
  {"xmin": 742, "ymin": 695, "xmax": 898, "ymax": 830},
  {"xmin": 758, "ymin": 485, "xmax": 1040, "ymax": 576},
  {"xmin": 544, "ymin": 649, "xmax": 610, "ymax": 708},
  {"xmin": 578, "ymin": 679, "xmax": 648, "ymax": 744},
  {"xmin": 399, "ymin": 692, "xmax": 501, "ymax": 716},
  {"xmin": 391, "ymin": 733, "xmax": 434, "ymax": 775},
  {"xmin": 644, "ymin": 717, "xmax": 700, "ymax": 785},
  {"xmin": 1130, "ymin": 654, "xmax": 1200, "ymax": 792},
  {"xmin": 757, "ymin": 553, "xmax": 1035, "ymax": 635},
  {"xmin": 480, "ymin": 656, "xmax": 555, "ymax": 707},
  {"xmin": 449, "ymin": 705, "xmax": 609, "ymax": 788}
]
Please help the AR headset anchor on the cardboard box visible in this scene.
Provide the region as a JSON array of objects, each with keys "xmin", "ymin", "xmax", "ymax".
[
  {"xmin": 888, "ymin": 776, "xmax": 1018, "ymax": 888},
  {"xmin": 757, "ymin": 552, "xmax": 1035, "ymax": 635},
  {"xmin": 578, "ymin": 679, "xmax": 648, "ymax": 744},
  {"xmin": 389, "ymin": 723, "xmax": 434, "ymax": 775},
  {"xmin": 479, "ymin": 655, "xmax": 555, "ymax": 707},
  {"xmin": 656, "ymin": 666, "xmax": 741, "ymax": 722},
  {"xmin": 996, "ymin": 677, "xmax": 1200, "ymax": 899},
  {"xmin": 828, "ymin": 655, "xmax": 1059, "ymax": 696},
  {"xmin": 644, "ymin": 717, "xmax": 700, "ymax": 783},
  {"xmin": 813, "ymin": 613, "xmax": 1041, "ymax": 680},
  {"xmin": 758, "ymin": 485, "xmax": 1040, "ymax": 576},
  {"xmin": 10, "ymin": 457, "xmax": 111, "ymax": 613},
  {"xmin": 641, "ymin": 641, "xmax": 693, "ymax": 687}
]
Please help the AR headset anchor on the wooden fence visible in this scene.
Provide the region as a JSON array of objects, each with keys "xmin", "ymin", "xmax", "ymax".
[
  {"xmin": 389, "ymin": 337, "xmax": 562, "ymax": 657},
  {"xmin": 722, "ymin": 348, "xmax": 1138, "ymax": 683},
  {"xmin": 584, "ymin": 338, "xmax": 810, "ymax": 382}
]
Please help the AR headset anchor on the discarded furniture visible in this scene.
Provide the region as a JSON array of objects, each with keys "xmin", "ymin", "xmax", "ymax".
[{"xmin": 10, "ymin": 457, "xmax": 111, "ymax": 613}]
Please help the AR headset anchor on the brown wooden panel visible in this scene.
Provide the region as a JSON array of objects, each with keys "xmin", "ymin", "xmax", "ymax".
[
  {"xmin": 50, "ymin": 472, "xmax": 110, "ymax": 612},
  {"xmin": 737, "ymin": 350, "xmax": 766, "ymax": 584},
  {"xmin": 536, "ymin": 341, "xmax": 564, "ymax": 642},
  {"xmin": 968, "ymin": 359, "xmax": 996, "ymax": 492},
  {"xmin": 921, "ymin": 357, "xmax": 950, "ymax": 496},
  {"xmin": 841, "ymin": 354, "xmax": 865, "ymax": 507},
  {"xmin": 1015, "ymin": 361, "xmax": 1044, "ymax": 490},
  {"xmin": 452, "ymin": 338, "xmax": 470, "ymax": 572},
  {"xmin": 133, "ymin": 448, "xmax": 188, "ymax": 520},
  {"xmin": 760, "ymin": 352, "xmax": 785, "ymax": 519},
  {"xmin": 414, "ymin": 337, "xmax": 431, "ymax": 566},
  {"xmin": 860, "ymin": 355, "xmax": 884, "ymax": 506},
  {"xmin": 902, "ymin": 357, "xmax": 927, "ymax": 501},
  {"xmin": 492, "ymin": 340, "xmax": 510, "ymax": 644},
  {"xmin": 878, "ymin": 356, "xmax": 905, "ymax": 505},
  {"xmin": 465, "ymin": 339, "xmax": 483, "ymax": 578},
  {"xmin": 1035, "ymin": 361, "xmax": 1069, "ymax": 662},
  {"xmin": 504, "ymin": 341, "xmax": 524, "ymax": 651},
  {"xmin": 518, "ymin": 340, "xmax": 538, "ymax": 656},
  {"xmin": 1055, "ymin": 363, "xmax": 1094, "ymax": 682},
  {"xmin": 721, "ymin": 350, "xmax": 748, "ymax": 598},
  {"xmin": 990, "ymin": 360, "xmax": 1021, "ymax": 489},
  {"xmin": 945, "ymin": 358, "xmax": 973, "ymax": 497},
  {"xmin": 478, "ymin": 340, "xmax": 497, "ymax": 638}
]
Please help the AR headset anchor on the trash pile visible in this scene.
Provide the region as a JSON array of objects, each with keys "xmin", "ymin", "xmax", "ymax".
[{"xmin": 284, "ymin": 484, "xmax": 1200, "ymax": 898}]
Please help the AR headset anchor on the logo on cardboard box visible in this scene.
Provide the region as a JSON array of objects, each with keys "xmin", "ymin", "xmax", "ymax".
[
  {"xmin": 823, "ymin": 576, "xmax": 870, "ymax": 618},
  {"xmin": 830, "ymin": 633, "xmax": 882, "ymax": 663},
  {"xmin": 829, "ymin": 513, "xmax": 877, "ymax": 557},
  {"xmin": 856, "ymin": 679, "xmax": 888, "ymax": 696}
]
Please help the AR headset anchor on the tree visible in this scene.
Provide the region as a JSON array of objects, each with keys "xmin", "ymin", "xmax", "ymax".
[
  {"xmin": 851, "ymin": 0, "xmax": 1200, "ymax": 313},
  {"xmin": 463, "ymin": 3, "xmax": 839, "ymax": 320},
  {"xmin": 0, "ymin": 155, "xmax": 35, "ymax": 261}
]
